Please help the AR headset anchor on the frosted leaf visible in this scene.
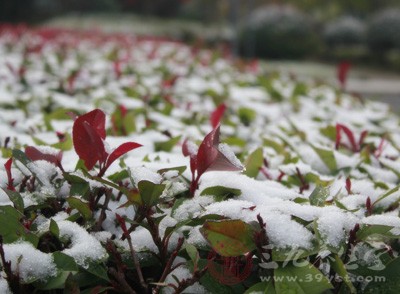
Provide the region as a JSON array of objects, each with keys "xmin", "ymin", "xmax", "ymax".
[
  {"xmin": 3, "ymin": 242, "xmax": 56, "ymax": 283},
  {"xmin": 130, "ymin": 228, "xmax": 158, "ymax": 253},
  {"xmin": 91, "ymin": 231, "xmax": 113, "ymax": 244},
  {"xmin": 261, "ymin": 212, "xmax": 314, "ymax": 249},
  {"xmin": 317, "ymin": 208, "xmax": 358, "ymax": 248},
  {"xmin": 218, "ymin": 143, "xmax": 244, "ymax": 169},
  {"xmin": 187, "ymin": 226, "xmax": 208, "ymax": 247},
  {"xmin": 57, "ymin": 220, "xmax": 108, "ymax": 268},
  {"xmin": 130, "ymin": 166, "xmax": 162, "ymax": 184},
  {"xmin": 362, "ymin": 215, "xmax": 400, "ymax": 235},
  {"xmin": 173, "ymin": 195, "xmax": 214, "ymax": 221}
]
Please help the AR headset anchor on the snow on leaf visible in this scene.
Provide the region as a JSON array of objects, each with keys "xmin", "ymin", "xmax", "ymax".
[{"xmin": 25, "ymin": 146, "xmax": 62, "ymax": 167}]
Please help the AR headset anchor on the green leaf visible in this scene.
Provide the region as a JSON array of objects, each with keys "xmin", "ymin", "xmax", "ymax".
[
  {"xmin": 364, "ymin": 256, "xmax": 400, "ymax": 293},
  {"xmin": 186, "ymin": 244, "xmax": 199, "ymax": 265},
  {"xmin": 198, "ymin": 260, "xmax": 233, "ymax": 294},
  {"xmin": 44, "ymin": 108, "xmax": 75, "ymax": 131},
  {"xmin": 271, "ymin": 244, "xmax": 319, "ymax": 262},
  {"xmin": 244, "ymin": 148, "xmax": 263, "ymax": 178},
  {"xmin": 53, "ymin": 252, "xmax": 78, "ymax": 271},
  {"xmin": 200, "ymin": 185, "xmax": 241, "ymax": 201},
  {"xmin": 64, "ymin": 174, "xmax": 90, "ymax": 198},
  {"xmin": 2, "ymin": 188, "xmax": 24, "ymax": 212},
  {"xmin": 12, "ymin": 148, "xmax": 31, "ymax": 166},
  {"xmin": 274, "ymin": 261, "xmax": 333, "ymax": 294},
  {"xmin": 138, "ymin": 180, "xmax": 166, "ymax": 207},
  {"xmin": 66, "ymin": 197, "xmax": 92, "ymax": 220},
  {"xmin": 263, "ymin": 138, "xmax": 285, "ymax": 153},
  {"xmin": 107, "ymin": 169, "xmax": 130, "ymax": 182},
  {"xmin": 50, "ymin": 219, "xmax": 60, "ymax": 238},
  {"xmin": 64, "ymin": 272, "xmax": 80, "ymax": 294},
  {"xmin": 154, "ymin": 136, "xmax": 181, "ymax": 152},
  {"xmin": 51, "ymin": 133, "xmax": 73, "ymax": 151},
  {"xmin": 123, "ymin": 111, "xmax": 136, "ymax": 134},
  {"xmin": 330, "ymin": 255, "xmax": 356, "ymax": 293},
  {"xmin": 0, "ymin": 205, "xmax": 27, "ymax": 243},
  {"xmin": 373, "ymin": 184, "xmax": 400, "ymax": 206},
  {"xmin": 34, "ymin": 271, "xmax": 72, "ymax": 290},
  {"xmin": 356, "ymin": 224, "xmax": 397, "ymax": 240},
  {"xmin": 311, "ymin": 145, "xmax": 337, "ymax": 173},
  {"xmin": 12, "ymin": 149, "xmax": 45, "ymax": 185},
  {"xmin": 244, "ymin": 281, "xmax": 275, "ymax": 294},
  {"xmin": 84, "ymin": 261, "xmax": 110, "ymax": 282},
  {"xmin": 320, "ymin": 125, "xmax": 336, "ymax": 141},
  {"xmin": 238, "ymin": 107, "xmax": 256, "ymax": 126},
  {"xmin": 309, "ymin": 185, "xmax": 330, "ymax": 207},
  {"xmin": 223, "ymin": 137, "xmax": 246, "ymax": 148},
  {"xmin": 157, "ymin": 166, "xmax": 187, "ymax": 177},
  {"xmin": 200, "ymin": 219, "xmax": 256, "ymax": 257}
]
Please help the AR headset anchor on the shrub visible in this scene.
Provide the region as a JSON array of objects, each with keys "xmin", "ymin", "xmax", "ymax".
[
  {"xmin": 239, "ymin": 5, "xmax": 318, "ymax": 59},
  {"xmin": 1, "ymin": 26, "xmax": 400, "ymax": 293},
  {"xmin": 367, "ymin": 8, "xmax": 400, "ymax": 53},
  {"xmin": 323, "ymin": 16, "xmax": 366, "ymax": 47}
]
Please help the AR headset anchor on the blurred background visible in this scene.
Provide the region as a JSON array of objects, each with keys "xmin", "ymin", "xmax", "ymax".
[
  {"xmin": 2, "ymin": 0, "xmax": 400, "ymax": 69},
  {"xmin": 1, "ymin": 0, "xmax": 400, "ymax": 108}
]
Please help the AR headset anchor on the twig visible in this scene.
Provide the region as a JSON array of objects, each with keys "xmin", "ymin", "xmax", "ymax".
[
  {"xmin": 154, "ymin": 237, "xmax": 184, "ymax": 294},
  {"xmin": 93, "ymin": 188, "xmax": 112, "ymax": 231},
  {"xmin": 109, "ymin": 268, "xmax": 137, "ymax": 294},
  {"xmin": 126, "ymin": 235, "xmax": 147, "ymax": 291},
  {"xmin": 172, "ymin": 265, "xmax": 209, "ymax": 294}
]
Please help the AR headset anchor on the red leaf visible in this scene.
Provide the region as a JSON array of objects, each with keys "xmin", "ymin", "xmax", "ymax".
[
  {"xmin": 105, "ymin": 142, "xmax": 142, "ymax": 171},
  {"xmin": 210, "ymin": 103, "xmax": 226, "ymax": 129},
  {"xmin": 359, "ymin": 130, "xmax": 368, "ymax": 148},
  {"xmin": 337, "ymin": 61, "xmax": 351, "ymax": 90},
  {"xmin": 196, "ymin": 127, "xmax": 220, "ymax": 176},
  {"xmin": 113, "ymin": 60, "xmax": 122, "ymax": 79},
  {"xmin": 4, "ymin": 158, "xmax": 15, "ymax": 191},
  {"xmin": 73, "ymin": 118, "xmax": 107, "ymax": 171},
  {"xmin": 162, "ymin": 75, "xmax": 179, "ymax": 89},
  {"xmin": 345, "ymin": 177, "xmax": 352, "ymax": 194},
  {"xmin": 76, "ymin": 109, "xmax": 106, "ymax": 139},
  {"xmin": 189, "ymin": 156, "xmax": 197, "ymax": 176},
  {"xmin": 115, "ymin": 213, "xmax": 128, "ymax": 236},
  {"xmin": 336, "ymin": 123, "xmax": 358, "ymax": 152},
  {"xmin": 196, "ymin": 126, "xmax": 242, "ymax": 177},
  {"xmin": 374, "ymin": 137, "xmax": 386, "ymax": 158},
  {"xmin": 25, "ymin": 146, "xmax": 63, "ymax": 166}
]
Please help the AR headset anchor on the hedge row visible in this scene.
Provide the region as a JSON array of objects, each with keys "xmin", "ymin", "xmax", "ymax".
[{"xmin": 238, "ymin": 5, "xmax": 400, "ymax": 62}]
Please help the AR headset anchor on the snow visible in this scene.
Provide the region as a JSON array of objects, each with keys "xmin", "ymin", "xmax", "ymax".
[
  {"xmin": 2, "ymin": 242, "xmax": 56, "ymax": 282},
  {"xmin": 317, "ymin": 208, "xmax": 358, "ymax": 248},
  {"xmin": 164, "ymin": 266, "xmax": 207, "ymax": 294},
  {"xmin": 0, "ymin": 275, "xmax": 11, "ymax": 294},
  {"xmin": 362, "ymin": 214, "xmax": 400, "ymax": 235},
  {"xmin": 1, "ymin": 26, "xmax": 400, "ymax": 291},
  {"xmin": 56, "ymin": 220, "xmax": 108, "ymax": 268},
  {"xmin": 218, "ymin": 143, "xmax": 244, "ymax": 169},
  {"xmin": 129, "ymin": 166, "xmax": 162, "ymax": 184}
]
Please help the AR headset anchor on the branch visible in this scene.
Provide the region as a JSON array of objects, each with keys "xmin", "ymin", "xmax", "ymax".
[
  {"xmin": 109, "ymin": 268, "xmax": 137, "ymax": 294},
  {"xmin": 154, "ymin": 237, "xmax": 184, "ymax": 294}
]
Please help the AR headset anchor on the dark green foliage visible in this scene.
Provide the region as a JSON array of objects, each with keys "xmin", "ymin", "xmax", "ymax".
[
  {"xmin": 367, "ymin": 8, "xmax": 400, "ymax": 53},
  {"xmin": 239, "ymin": 5, "xmax": 319, "ymax": 59}
]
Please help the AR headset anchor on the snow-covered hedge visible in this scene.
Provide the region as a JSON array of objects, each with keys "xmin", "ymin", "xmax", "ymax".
[{"xmin": 0, "ymin": 25, "xmax": 400, "ymax": 293}]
